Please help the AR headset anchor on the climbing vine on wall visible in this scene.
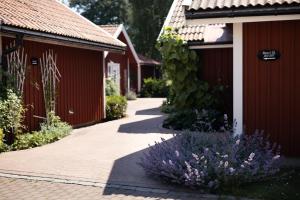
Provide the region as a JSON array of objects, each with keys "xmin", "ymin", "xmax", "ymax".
[{"xmin": 157, "ymin": 27, "xmax": 215, "ymax": 110}]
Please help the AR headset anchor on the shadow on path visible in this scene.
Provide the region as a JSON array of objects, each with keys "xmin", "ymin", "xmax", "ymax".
[
  {"xmin": 118, "ymin": 116, "xmax": 168, "ymax": 134},
  {"xmin": 135, "ymin": 107, "xmax": 162, "ymax": 116}
]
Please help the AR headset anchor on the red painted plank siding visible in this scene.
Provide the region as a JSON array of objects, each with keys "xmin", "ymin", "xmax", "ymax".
[
  {"xmin": 105, "ymin": 32, "xmax": 138, "ymax": 94},
  {"xmin": 2, "ymin": 37, "xmax": 104, "ymax": 131},
  {"xmin": 243, "ymin": 20, "xmax": 300, "ymax": 156},
  {"xmin": 141, "ymin": 65, "xmax": 157, "ymax": 85},
  {"xmin": 197, "ymin": 48, "xmax": 233, "ymax": 116}
]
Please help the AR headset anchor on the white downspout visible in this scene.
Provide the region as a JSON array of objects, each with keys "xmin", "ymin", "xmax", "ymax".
[
  {"xmin": 137, "ymin": 63, "xmax": 141, "ymax": 93},
  {"xmin": 233, "ymin": 23, "xmax": 243, "ymax": 136},
  {"xmin": 102, "ymin": 53, "xmax": 106, "ymax": 118},
  {"xmin": 127, "ymin": 58, "xmax": 130, "ymax": 92}
]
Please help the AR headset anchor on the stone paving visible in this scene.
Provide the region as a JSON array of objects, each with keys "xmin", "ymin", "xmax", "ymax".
[
  {"xmin": 0, "ymin": 176, "xmax": 238, "ymax": 200},
  {"xmin": 0, "ymin": 98, "xmax": 249, "ymax": 200},
  {"xmin": 0, "ymin": 98, "xmax": 172, "ymax": 189}
]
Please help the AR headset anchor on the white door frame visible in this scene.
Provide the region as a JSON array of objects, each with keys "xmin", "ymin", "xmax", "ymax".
[{"xmin": 233, "ymin": 23, "xmax": 243, "ymax": 136}]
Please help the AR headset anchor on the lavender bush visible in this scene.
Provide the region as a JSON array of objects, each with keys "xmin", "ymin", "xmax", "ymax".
[{"xmin": 140, "ymin": 131, "xmax": 281, "ymax": 190}]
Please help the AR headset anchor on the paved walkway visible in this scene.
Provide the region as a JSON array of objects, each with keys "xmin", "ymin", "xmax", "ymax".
[{"xmin": 0, "ymin": 98, "xmax": 244, "ymax": 199}]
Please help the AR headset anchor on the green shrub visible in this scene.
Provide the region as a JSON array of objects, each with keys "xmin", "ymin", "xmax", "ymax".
[
  {"xmin": 126, "ymin": 90, "xmax": 137, "ymax": 100},
  {"xmin": 161, "ymin": 100, "xmax": 175, "ymax": 114},
  {"xmin": 12, "ymin": 115, "xmax": 71, "ymax": 150},
  {"xmin": 0, "ymin": 128, "xmax": 5, "ymax": 152},
  {"xmin": 140, "ymin": 78, "xmax": 169, "ymax": 97},
  {"xmin": 163, "ymin": 109, "xmax": 230, "ymax": 132},
  {"xmin": 106, "ymin": 78, "xmax": 119, "ymax": 96},
  {"xmin": 0, "ymin": 89, "xmax": 26, "ymax": 143},
  {"xmin": 106, "ymin": 95, "xmax": 127, "ymax": 120},
  {"xmin": 140, "ymin": 131, "xmax": 281, "ymax": 190}
]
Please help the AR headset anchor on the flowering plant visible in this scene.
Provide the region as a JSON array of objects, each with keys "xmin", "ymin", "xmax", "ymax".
[{"xmin": 140, "ymin": 131, "xmax": 281, "ymax": 190}]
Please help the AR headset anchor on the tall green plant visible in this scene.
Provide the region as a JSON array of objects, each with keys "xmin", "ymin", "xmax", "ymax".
[
  {"xmin": 0, "ymin": 89, "xmax": 25, "ymax": 144},
  {"xmin": 156, "ymin": 27, "xmax": 213, "ymax": 110}
]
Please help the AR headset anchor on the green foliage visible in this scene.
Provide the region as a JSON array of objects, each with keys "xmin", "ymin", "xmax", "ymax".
[
  {"xmin": 106, "ymin": 78, "xmax": 120, "ymax": 96},
  {"xmin": 157, "ymin": 27, "xmax": 204, "ymax": 109},
  {"xmin": 157, "ymin": 28, "xmax": 229, "ymax": 130},
  {"xmin": 0, "ymin": 89, "xmax": 26, "ymax": 142},
  {"xmin": 140, "ymin": 78, "xmax": 169, "ymax": 97},
  {"xmin": 69, "ymin": 0, "xmax": 128, "ymax": 24},
  {"xmin": 68, "ymin": 0, "xmax": 173, "ymax": 59},
  {"xmin": 126, "ymin": 90, "xmax": 137, "ymax": 100},
  {"xmin": 161, "ymin": 100, "xmax": 175, "ymax": 114},
  {"xmin": 106, "ymin": 95, "xmax": 127, "ymax": 120},
  {"xmin": 12, "ymin": 115, "xmax": 71, "ymax": 151},
  {"xmin": 0, "ymin": 128, "xmax": 5, "ymax": 152},
  {"xmin": 128, "ymin": 0, "xmax": 173, "ymax": 58}
]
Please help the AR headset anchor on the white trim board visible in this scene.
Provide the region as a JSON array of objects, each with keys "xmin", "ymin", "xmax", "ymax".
[
  {"xmin": 189, "ymin": 44, "xmax": 233, "ymax": 49},
  {"xmin": 233, "ymin": 23, "xmax": 243, "ymax": 136},
  {"xmin": 187, "ymin": 14, "xmax": 300, "ymax": 25},
  {"xmin": 104, "ymin": 24, "xmax": 140, "ymax": 64}
]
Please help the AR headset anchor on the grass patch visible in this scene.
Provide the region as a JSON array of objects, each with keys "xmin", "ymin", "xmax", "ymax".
[{"xmin": 220, "ymin": 168, "xmax": 300, "ymax": 200}]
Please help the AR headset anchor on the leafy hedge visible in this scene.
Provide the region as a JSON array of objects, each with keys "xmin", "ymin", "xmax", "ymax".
[
  {"xmin": 106, "ymin": 78, "xmax": 119, "ymax": 96},
  {"xmin": 12, "ymin": 121, "xmax": 71, "ymax": 150},
  {"xmin": 0, "ymin": 89, "xmax": 26, "ymax": 144},
  {"xmin": 140, "ymin": 78, "xmax": 169, "ymax": 98},
  {"xmin": 157, "ymin": 27, "xmax": 230, "ymax": 131},
  {"xmin": 106, "ymin": 95, "xmax": 127, "ymax": 120},
  {"xmin": 140, "ymin": 131, "xmax": 281, "ymax": 190},
  {"xmin": 1, "ymin": 113, "xmax": 71, "ymax": 152},
  {"xmin": 126, "ymin": 90, "xmax": 137, "ymax": 100}
]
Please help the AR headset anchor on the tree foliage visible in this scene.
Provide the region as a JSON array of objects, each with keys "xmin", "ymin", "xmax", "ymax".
[
  {"xmin": 69, "ymin": 0, "xmax": 128, "ymax": 25},
  {"xmin": 68, "ymin": 0, "xmax": 173, "ymax": 58},
  {"xmin": 127, "ymin": 0, "xmax": 173, "ymax": 58}
]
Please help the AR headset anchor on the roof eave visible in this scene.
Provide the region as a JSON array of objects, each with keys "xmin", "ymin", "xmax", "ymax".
[
  {"xmin": 1, "ymin": 25, "xmax": 126, "ymax": 53},
  {"xmin": 186, "ymin": 5, "xmax": 300, "ymax": 19},
  {"xmin": 188, "ymin": 40, "xmax": 233, "ymax": 46}
]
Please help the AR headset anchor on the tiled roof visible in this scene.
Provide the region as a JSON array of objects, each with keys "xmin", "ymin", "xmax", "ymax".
[
  {"xmin": 189, "ymin": 0, "xmax": 300, "ymax": 10},
  {"xmin": 0, "ymin": 0, "xmax": 126, "ymax": 49},
  {"xmin": 138, "ymin": 54, "xmax": 161, "ymax": 66},
  {"xmin": 168, "ymin": 0, "xmax": 205, "ymax": 41},
  {"xmin": 99, "ymin": 25, "xmax": 120, "ymax": 36},
  {"xmin": 165, "ymin": 0, "xmax": 232, "ymax": 43}
]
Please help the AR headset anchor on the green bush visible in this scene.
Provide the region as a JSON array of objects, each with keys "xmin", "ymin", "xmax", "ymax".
[
  {"xmin": 106, "ymin": 78, "xmax": 119, "ymax": 96},
  {"xmin": 161, "ymin": 100, "xmax": 175, "ymax": 114},
  {"xmin": 106, "ymin": 95, "xmax": 127, "ymax": 120},
  {"xmin": 0, "ymin": 128, "xmax": 5, "ymax": 152},
  {"xmin": 140, "ymin": 78, "xmax": 169, "ymax": 97},
  {"xmin": 126, "ymin": 90, "xmax": 137, "ymax": 100},
  {"xmin": 0, "ymin": 89, "xmax": 26, "ymax": 143},
  {"xmin": 163, "ymin": 109, "xmax": 229, "ymax": 132},
  {"xmin": 12, "ymin": 115, "xmax": 71, "ymax": 151}
]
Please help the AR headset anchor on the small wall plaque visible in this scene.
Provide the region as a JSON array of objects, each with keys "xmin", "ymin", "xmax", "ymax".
[
  {"xmin": 257, "ymin": 50, "xmax": 280, "ymax": 61},
  {"xmin": 31, "ymin": 58, "xmax": 38, "ymax": 65}
]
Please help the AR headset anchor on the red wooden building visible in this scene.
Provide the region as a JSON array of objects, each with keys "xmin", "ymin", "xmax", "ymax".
[
  {"xmin": 138, "ymin": 54, "xmax": 161, "ymax": 86},
  {"xmin": 163, "ymin": 0, "xmax": 300, "ymax": 156},
  {"xmin": 100, "ymin": 24, "xmax": 140, "ymax": 94},
  {"xmin": 0, "ymin": 0, "xmax": 126, "ymax": 131}
]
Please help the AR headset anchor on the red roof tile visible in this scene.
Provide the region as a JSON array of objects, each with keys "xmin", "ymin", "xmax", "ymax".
[
  {"xmin": 189, "ymin": 0, "xmax": 300, "ymax": 10},
  {"xmin": 99, "ymin": 25, "xmax": 120, "ymax": 36},
  {"xmin": 0, "ymin": 0, "xmax": 126, "ymax": 49}
]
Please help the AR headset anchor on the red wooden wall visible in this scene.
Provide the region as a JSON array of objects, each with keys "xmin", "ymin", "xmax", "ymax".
[
  {"xmin": 197, "ymin": 48, "xmax": 233, "ymax": 116},
  {"xmin": 2, "ymin": 37, "xmax": 104, "ymax": 131},
  {"xmin": 243, "ymin": 20, "xmax": 300, "ymax": 156},
  {"xmin": 141, "ymin": 65, "xmax": 157, "ymax": 84},
  {"xmin": 105, "ymin": 32, "xmax": 138, "ymax": 94}
]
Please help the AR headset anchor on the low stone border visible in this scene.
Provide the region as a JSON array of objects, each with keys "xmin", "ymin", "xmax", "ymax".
[{"xmin": 0, "ymin": 171, "xmax": 249, "ymax": 199}]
